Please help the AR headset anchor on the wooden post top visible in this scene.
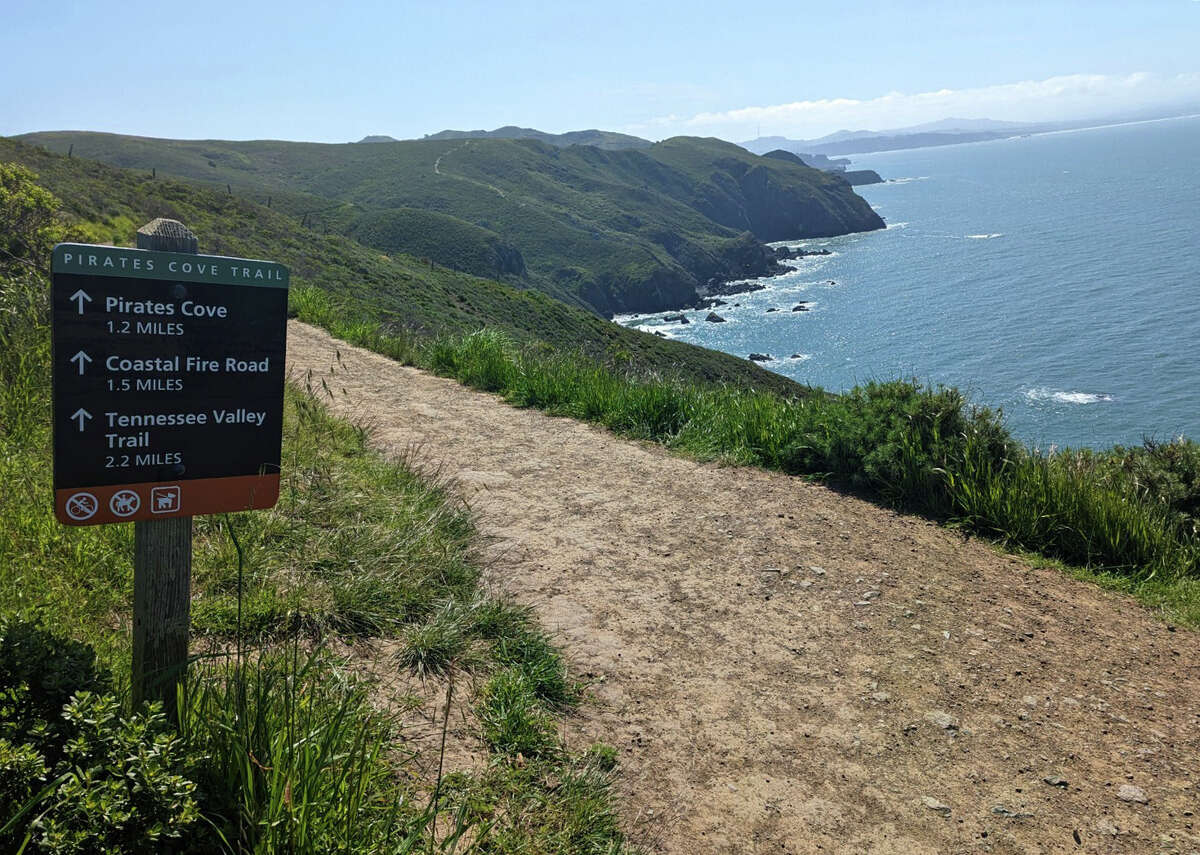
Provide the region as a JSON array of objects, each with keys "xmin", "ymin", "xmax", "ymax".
[{"xmin": 136, "ymin": 219, "xmax": 198, "ymax": 253}]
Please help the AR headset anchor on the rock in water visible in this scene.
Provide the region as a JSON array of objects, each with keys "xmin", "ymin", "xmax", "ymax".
[
  {"xmin": 748, "ymin": 353, "xmax": 772, "ymax": 362},
  {"xmin": 705, "ymin": 312, "xmax": 726, "ymax": 323}
]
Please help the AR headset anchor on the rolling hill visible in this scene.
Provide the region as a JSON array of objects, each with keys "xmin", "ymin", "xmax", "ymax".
[
  {"xmin": 420, "ymin": 125, "xmax": 653, "ymax": 150},
  {"xmin": 0, "ymin": 137, "xmax": 808, "ymax": 396},
  {"xmin": 16, "ymin": 131, "xmax": 884, "ymax": 316}
]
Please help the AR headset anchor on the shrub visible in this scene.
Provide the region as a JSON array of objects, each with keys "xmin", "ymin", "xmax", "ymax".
[
  {"xmin": 0, "ymin": 618, "xmax": 198, "ymax": 855},
  {"xmin": 0, "ymin": 163, "xmax": 79, "ymax": 275},
  {"xmin": 30, "ymin": 693, "xmax": 199, "ymax": 855},
  {"xmin": 0, "ymin": 615, "xmax": 111, "ymax": 763},
  {"xmin": 1093, "ymin": 438, "xmax": 1200, "ymax": 534}
]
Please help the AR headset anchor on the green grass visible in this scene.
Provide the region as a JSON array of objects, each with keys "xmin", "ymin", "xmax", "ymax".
[{"xmin": 0, "ymin": 181, "xmax": 637, "ymax": 851}]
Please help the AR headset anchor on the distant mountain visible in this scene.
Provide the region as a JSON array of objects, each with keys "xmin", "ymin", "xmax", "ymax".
[
  {"xmin": 739, "ymin": 109, "xmax": 1200, "ymax": 157},
  {"xmin": 357, "ymin": 135, "xmax": 399, "ymax": 143},
  {"xmin": 886, "ymin": 117, "xmax": 1032, "ymax": 134},
  {"xmin": 799, "ymin": 129, "xmax": 885, "ymax": 146},
  {"xmin": 18, "ymin": 130, "xmax": 883, "ymax": 315},
  {"xmin": 421, "ymin": 125, "xmax": 653, "ymax": 151},
  {"xmin": 739, "ymin": 117, "xmax": 1063, "ymax": 157},
  {"xmin": 804, "ymin": 130, "xmax": 1021, "ymax": 155}
]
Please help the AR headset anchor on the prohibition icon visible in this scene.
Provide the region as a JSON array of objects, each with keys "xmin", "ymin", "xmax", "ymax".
[
  {"xmin": 109, "ymin": 489, "xmax": 141, "ymax": 517},
  {"xmin": 65, "ymin": 491, "xmax": 99, "ymax": 521}
]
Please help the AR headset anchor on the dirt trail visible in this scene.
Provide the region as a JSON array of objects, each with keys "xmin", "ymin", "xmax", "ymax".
[{"xmin": 287, "ymin": 321, "xmax": 1200, "ymax": 854}]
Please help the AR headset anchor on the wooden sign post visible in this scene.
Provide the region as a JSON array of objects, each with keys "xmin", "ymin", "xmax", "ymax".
[
  {"xmin": 134, "ymin": 220, "xmax": 197, "ymax": 719},
  {"xmin": 50, "ymin": 220, "xmax": 289, "ymax": 720}
]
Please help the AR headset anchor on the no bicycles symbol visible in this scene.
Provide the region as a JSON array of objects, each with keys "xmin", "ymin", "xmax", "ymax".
[{"xmin": 64, "ymin": 491, "xmax": 99, "ymax": 521}]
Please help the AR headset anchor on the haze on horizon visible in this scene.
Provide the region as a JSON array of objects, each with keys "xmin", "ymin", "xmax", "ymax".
[{"xmin": 3, "ymin": 0, "xmax": 1198, "ymax": 144}]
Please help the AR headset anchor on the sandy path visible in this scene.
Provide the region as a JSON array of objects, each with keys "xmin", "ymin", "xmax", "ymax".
[{"xmin": 287, "ymin": 321, "xmax": 1200, "ymax": 854}]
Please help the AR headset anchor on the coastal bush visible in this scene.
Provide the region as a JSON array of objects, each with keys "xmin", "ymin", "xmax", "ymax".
[
  {"xmin": 2, "ymin": 139, "xmax": 809, "ymax": 397},
  {"xmin": 0, "ymin": 619, "xmax": 199, "ymax": 855},
  {"xmin": 0, "ymin": 163, "xmax": 79, "ymax": 275},
  {"xmin": 0, "ymin": 615, "xmax": 112, "ymax": 762},
  {"xmin": 28, "ymin": 692, "xmax": 199, "ymax": 855},
  {"xmin": 1089, "ymin": 438, "xmax": 1200, "ymax": 534},
  {"xmin": 946, "ymin": 442, "xmax": 1195, "ymax": 576}
]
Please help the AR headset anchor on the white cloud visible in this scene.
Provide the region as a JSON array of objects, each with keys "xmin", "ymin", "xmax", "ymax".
[{"xmin": 627, "ymin": 72, "xmax": 1200, "ymax": 140}]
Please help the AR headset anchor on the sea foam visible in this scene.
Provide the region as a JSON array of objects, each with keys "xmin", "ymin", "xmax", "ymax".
[{"xmin": 1026, "ymin": 388, "xmax": 1114, "ymax": 405}]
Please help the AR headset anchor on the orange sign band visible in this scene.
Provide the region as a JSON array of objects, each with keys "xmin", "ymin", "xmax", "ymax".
[{"xmin": 55, "ymin": 474, "xmax": 280, "ymax": 526}]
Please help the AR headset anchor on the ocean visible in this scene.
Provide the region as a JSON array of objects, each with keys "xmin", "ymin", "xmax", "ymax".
[{"xmin": 619, "ymin": 115, "xmax": 1200, "ymax": 449}]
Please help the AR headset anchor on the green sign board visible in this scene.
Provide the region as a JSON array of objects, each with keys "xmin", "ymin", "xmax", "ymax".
[
  {"xmin": 52, "ymin": 244, "xmax": 288, "ymax": 288},
  {"xmin": 51, "ymin": 242, "xmax": 289, "ymax": 526}
]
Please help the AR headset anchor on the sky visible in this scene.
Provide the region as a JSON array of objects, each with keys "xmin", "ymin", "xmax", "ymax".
[{"xmin": 3, "ymin": 0, "xmax": 1199, "ymax": 143}]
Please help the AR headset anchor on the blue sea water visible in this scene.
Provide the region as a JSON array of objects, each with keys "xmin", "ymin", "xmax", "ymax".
[{"xmin": 621, "ymin": 115, "xmax": 1200, "ymax": 449}]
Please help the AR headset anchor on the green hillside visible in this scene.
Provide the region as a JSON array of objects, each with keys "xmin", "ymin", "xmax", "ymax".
[
  {"xmin": 420, "ymin": 125, "xmax": 654, "ymax": 150},
  {"xmin": 17, "ymin": 130, "xmax": 884, "ymax": 315},
  {"xmin": 0, "ymin": 137, "xmax": 806, "ymax": 396}
]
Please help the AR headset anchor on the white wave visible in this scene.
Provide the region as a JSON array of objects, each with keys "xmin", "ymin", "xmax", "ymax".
[
  {"xmin": 886, "ymin": 221, "xmax": 909, "ymax": 230},
  {"xmin": 1026, "ymin": 388, "xmax": 1114, "ymax": 405},
  {"xmin": 885, "ymin": 176, "xmax": 930, "ymax": 184},
  {"xmin": 965, "ymin": 232, "xmax": 1004, "ymax": 239},
  {"xmin": 630, "ymin": 321, "xmax": 681, "ymax": 338}
]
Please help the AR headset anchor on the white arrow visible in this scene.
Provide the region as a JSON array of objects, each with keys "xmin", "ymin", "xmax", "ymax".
[
  {"xmin": 70, "ymin": 289, "xmax": 92, "ymax": 314},
  {"xmin": 70, "ymin": 350, "xmax": 92, "ymax": 375},
  {"xmin": 71, "ymin": 408, "xmax": 92, "ymax": 431}
]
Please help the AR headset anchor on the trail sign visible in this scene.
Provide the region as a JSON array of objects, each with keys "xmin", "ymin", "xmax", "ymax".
[{"xmin": 51, "ymin": 242, "xmax": 289, "ymax": 525}]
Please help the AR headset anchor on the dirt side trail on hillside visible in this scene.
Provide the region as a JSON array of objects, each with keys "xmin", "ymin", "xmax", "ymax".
[{"xmin": 287, "ymin": 322, "xmax": 1200, "ymax": 855}]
